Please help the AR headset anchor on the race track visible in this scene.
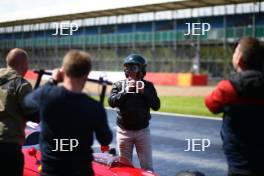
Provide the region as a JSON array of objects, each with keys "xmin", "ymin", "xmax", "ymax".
[{"xmin": 103, "ymin": 109, "xmax": 227, "ymax": 176}]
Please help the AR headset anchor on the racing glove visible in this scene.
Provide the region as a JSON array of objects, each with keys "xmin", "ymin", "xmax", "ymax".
[{"xmin": 100, "ymin": 145, "xmax": 110, "ymax": 153}]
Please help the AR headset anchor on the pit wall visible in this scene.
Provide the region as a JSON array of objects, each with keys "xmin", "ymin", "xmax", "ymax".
[
  {"xmin": 145, "ymin": 73, "xmax": 208, "ymax": 86},
  {"xmin": 25, "ymin": 71, "xmax": 207, "ymax": 86}
]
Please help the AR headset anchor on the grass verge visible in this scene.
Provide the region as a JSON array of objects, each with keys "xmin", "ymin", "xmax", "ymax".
[
  {"xmin": 93, "ymin": 96, "xmax": 221, "ymax": 118},
  {"xmin": 158, "ymin": 96, "xmax": 221, "ymax": 117}
]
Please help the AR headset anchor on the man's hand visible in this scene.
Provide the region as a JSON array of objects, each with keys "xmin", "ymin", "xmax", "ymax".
[
  {"xmin": 51, "ymin": 68, "xmax": 63, "ymax": 83},
  {"xmin": 126, "ymin": 79, "xmax": 136, "ymax": 92}
]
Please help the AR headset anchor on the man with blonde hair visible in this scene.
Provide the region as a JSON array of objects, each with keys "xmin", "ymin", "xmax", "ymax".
[
  {"xmin": 24, "ymin": 50, "xmax": 112, "ymax": 176},
  {"xmin": 0, "ymin": 48, "xmax": 38, "ymax": 176}
]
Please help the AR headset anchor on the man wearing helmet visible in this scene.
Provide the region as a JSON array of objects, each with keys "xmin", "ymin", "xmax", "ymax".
[{"xmin": 108, "ymin": 54, "xmax": 160, "ymax": 171}]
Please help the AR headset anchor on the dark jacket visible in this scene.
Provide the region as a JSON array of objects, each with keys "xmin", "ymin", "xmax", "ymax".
[
  {"xmin": 205, "ymin": 70, "xmax": 264, "ymax": 174},
  {"xmin": 24, "ymin": 81, "xmax": 112, "ymax": 174},
  {"xmin": 0, "ymin": 67, "xmax": 38, "ymax": 145},
  {"xmin": 108, "ymin": 79, "xmax": 160, "ymax": 130}
]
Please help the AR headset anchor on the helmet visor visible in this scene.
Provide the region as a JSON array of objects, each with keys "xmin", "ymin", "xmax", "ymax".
[{"xmin": 124, "ymin": 64, "xmax": 140, "ymax": 73}]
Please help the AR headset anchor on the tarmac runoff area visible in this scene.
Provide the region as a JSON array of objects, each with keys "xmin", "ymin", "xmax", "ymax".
[{"xmin": 92, "ymin": 109, "xmax": 227, "ymax": 176}]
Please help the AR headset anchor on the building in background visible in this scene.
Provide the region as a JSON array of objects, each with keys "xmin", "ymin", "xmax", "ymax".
[{"xmin": 0, "ymin": 0, "xmax": 263, "ymax": 78}]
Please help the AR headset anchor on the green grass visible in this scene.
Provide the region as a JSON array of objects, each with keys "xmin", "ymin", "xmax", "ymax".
[
  {"xmin": 93, "ymin": 96, "xmax": 221, "ymax": 118},
  {"xmin": 159, "ymin": 96, "xmax": 221, "ymax": 117}
]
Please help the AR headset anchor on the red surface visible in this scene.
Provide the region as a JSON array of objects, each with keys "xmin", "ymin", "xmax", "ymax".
[
  {"xmin": 23, "ymin": 148, "xmax": 158, "ymax": 176},
  {"xmin": 24, "ymin": 70, "xmax": 38, "ymax": 80},
  {"xmin": 191, "ymin": 74, "xmax": 208, "ymax": 86},
  {"xmin": 100, "ymin": 145, "xmax": 110, "ymax": 153},
  {"xmin": 23, "ymin": 149, "xmax": 41, "ymax": 176},
  {"xmin": 145, "ymin": 72, "xmax": 178, "ymax": 86}
]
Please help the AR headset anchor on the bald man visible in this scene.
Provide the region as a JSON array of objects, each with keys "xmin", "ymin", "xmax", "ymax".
[{"xmin": 0, "ymin": 48, "xmax": 38, "ymax": 176}]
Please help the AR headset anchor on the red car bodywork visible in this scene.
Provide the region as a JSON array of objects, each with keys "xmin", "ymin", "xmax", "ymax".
[{"xmin": 23, "ymin": 147, "xmax": 158, "ymax": 176}]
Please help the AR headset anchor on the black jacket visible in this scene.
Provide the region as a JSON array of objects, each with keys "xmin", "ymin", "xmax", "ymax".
[
  {"xmin": 224, "ymin": 71, "xmax": 264, "ymax": 173},
  {"xmin": 108, "ymin": 79, "xmax": 160, "ymax": 130},
  {"xmin": 24, "ymin": 82, "xmax": 112, "ymax": 174},
  {"xmin": 206, "ymin": 70, "xmax": 264, "ymax": 174}
]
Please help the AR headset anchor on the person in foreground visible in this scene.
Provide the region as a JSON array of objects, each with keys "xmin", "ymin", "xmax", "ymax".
[
  {"xmin": 108, "ymin": 54, "xmax": 160, "ymax": 171},
  {"xmin": 0, "ymin": 48, "xmax": 39, "ymax": 176},
  {"xmin": 205, "ymin": 37, "xmax": 264, "ymax": 176},
  {"xmin": 24, "ymin": 50, "xmax": 112, "ymax": 176}
]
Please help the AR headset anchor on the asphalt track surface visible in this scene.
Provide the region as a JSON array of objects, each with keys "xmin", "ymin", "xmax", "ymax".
[{"xmin": 101, "ymin": 109, "xmax": 227, "ymax": 176}]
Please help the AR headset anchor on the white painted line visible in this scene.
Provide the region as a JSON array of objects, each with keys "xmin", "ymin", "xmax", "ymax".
[
  {"xmin": 105, "ymin": 107, "xmax": 222, "ymax": 121},
  {"xmin": 150, "ymin": 111, "xmax": 222, "ymax": 120}
]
